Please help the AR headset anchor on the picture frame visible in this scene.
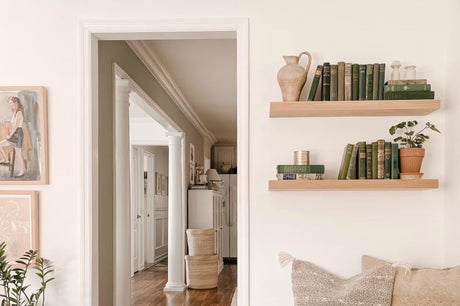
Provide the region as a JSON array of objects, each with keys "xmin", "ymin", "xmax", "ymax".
[
  {"xmin": 0, "ymin": 191, "xmax": 39, "ymax": 263},
  {"xmin": 0, "ymin": 87, "xmax": 48, "ymax": 184},
  {"xmin": 189, "ymin": 163, "xmax": 195, "ymax": 185},
  {"xmin": 190, "ymin": 143, "xmax": 195, "ymax": 164},
  {"xmin": 155, "ymin": 172, "xmax": 161, "ymax": 195}
]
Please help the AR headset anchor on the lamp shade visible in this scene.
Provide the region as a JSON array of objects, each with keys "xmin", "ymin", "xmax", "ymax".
[{"xmin": 205, "ymin": 169, "xmax": 222, "ymax": 181}]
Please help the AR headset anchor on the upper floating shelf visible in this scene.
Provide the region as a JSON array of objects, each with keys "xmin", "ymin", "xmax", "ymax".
[
  {"xmin": 269, "ymin": 99, "xmax": 440, "ymax": 118},
  {"xmin": 268, "ymin": 179, "xmax": 439, "ymax": 190}
]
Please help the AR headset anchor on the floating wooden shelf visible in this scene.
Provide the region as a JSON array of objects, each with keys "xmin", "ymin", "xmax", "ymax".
[
  {"xmin": 268, "ymin": 179, "xmax": 439, "ymax": 190},
  {"xmin": 269, "ymin": 99, "xmax": 440, "ymax": 118}
]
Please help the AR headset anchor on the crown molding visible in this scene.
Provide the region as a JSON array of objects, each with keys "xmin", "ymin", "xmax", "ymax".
[{"xmin": 127, "ymin": 40, "xmax": 217, "ymax": 145}]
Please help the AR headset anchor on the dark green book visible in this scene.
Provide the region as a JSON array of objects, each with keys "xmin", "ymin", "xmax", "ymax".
[
  {"xmin": 372, "ymin": 142, "xmax": 378, "ymax": 179},
  {"xmin": 365, "ymin": 64, "xmax": 374, "ymax": 100},
  {"xmin": 384, "ymin": 91, "xmax": 435, "ymax": 100},
  {"xmin": 352, "ymin": 64, "xmax": 359, "ymax": 100},
  {"xmin": 346, "ymin": 143, "xmax": 359, "ymax": 180},
  {"xmin": 372, "ymin": 63, "xmax": 379, "ymax": 100},
  {"xmin": 378, "ymin": 63, "xmax": 385, "ymax": 100},
  {"xmin": 384, "ymin": 142, "xmax": 392, "ymax": 179},
  {"xmin": 338, "ymin": 144, "xmax": 354, "ymax": 179},
  {"xmin": 322, "ymin": 63, "xmax": 331, "ymax": 101},
  {"xmin": 308, "ymin": 65, "xmax": 323, "ymax": 101},
  {"xmin": 344, "ymin": 63, "xmax": 352, "ymax": 100},
  {"xmin": 358, "ymin": 65, "xmax": 367, "ymax": 100},
  {"xmin": 338, "ymin": 62, "xmax": 345, "ymax": 101},
  {"xmin": 330, "ymin": 64, "xmax": 338, "ymax": 101},
  {"xmin": 391, "ymin": 143, "xmax": 399, "ymax": 179},
  {"xmin": 358, "ymin": 141, "xmax": 367, "ymax": 179},
  {"xmin": 377, "ymin": 139, "xmax": 385, "ymax": 179},
  {"xmin": 384, "ymin": 84, "xmax": 431, "ymax": 92},
  {"xmin": 366, "ymin": 144, "xmax": 373, "ymax": 179},
  {"xmin": 277, "ymin": 165, "xmax": 325, "ymax": 174}
]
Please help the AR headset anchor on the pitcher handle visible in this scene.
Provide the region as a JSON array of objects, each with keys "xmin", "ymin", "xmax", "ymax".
[{"xmin": 299, "ymin": 51, "xmax": 312, "ymax": 74}]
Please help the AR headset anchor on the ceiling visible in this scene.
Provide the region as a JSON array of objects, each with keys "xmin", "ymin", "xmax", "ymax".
[{"xmin": 141, "ymin": 39, "xmax": 237, "ymax": 144}]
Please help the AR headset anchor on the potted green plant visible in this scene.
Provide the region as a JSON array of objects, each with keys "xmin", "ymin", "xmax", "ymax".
[{"xmin": 389, "ymin": 120, "xmax": 440, "ymax": 178}]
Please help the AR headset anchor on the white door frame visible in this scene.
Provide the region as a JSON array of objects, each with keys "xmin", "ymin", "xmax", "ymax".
[{"xmin": 80, "ymin": 18, "xmax": 249, "ymax": 305}]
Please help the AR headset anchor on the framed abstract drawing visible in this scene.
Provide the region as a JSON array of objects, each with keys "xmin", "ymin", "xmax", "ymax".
[
  {"xmin": 190, "ymin": 143, "xmax": 195, "ymax": 164},
  {"xmin": 0, "ymin": 191, "xmax": 39, "ymax": 263},
  {"xmin": 0, "ymin": 87, "xmax": 48, "ymax": 184}
]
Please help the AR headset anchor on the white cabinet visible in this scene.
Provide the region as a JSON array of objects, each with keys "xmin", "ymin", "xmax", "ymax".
[{"xmin": 188, "ymin": 190, "xmax": 224, "ymax": 273}]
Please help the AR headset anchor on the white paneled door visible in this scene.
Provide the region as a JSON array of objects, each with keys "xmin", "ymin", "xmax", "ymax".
[{"xmin": 131, "ymin": 147, "xmax": 145, "ymax": 275}]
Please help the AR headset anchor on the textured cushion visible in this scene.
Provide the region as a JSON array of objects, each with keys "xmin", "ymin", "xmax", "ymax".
[
  {"xmin": 291, "ymin": 258, "xmax": 395, "ymax": 306},
  {"xmin": 362, "ymin": 255, "xmax": 460, "ymax": 306}
]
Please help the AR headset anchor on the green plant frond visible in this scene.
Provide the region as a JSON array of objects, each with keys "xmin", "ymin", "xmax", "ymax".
[{"xmin": 396, "ymin": 122, "xmax": 406, "ymax": 129}]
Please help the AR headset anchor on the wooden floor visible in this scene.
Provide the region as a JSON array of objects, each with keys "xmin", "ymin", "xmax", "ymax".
[{"xmin": 131, "ymin": 262, "xmax": 237, "ymax": 306}]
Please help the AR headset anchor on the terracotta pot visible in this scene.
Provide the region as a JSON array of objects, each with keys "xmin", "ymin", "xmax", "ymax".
[
  {"xmin": 277, "ymin": 51, "xmax": 312, "ymax": 102},
  {"xmin": 399, "ymin": 148, "xmax": 425, "ymax": 173}
]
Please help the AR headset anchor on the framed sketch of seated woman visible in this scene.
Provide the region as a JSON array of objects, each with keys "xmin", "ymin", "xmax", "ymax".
[{"xmin": 0, "ymin": 87, "xmax": 48, "ymax": 184}]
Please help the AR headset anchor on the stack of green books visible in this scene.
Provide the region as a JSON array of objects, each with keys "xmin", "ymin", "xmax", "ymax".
[
  {"xmin": 307, "ymin": 62, "xmax": 386, "ymax": 101},
  {"xmin": 384, "ymin": 79, "xmax": 434, "ymax": 100},
  {"xmin": 338, "ymin": 141, "xmax": 399, "ymax": 180},
  {"xmin": 276, "ymin": 165, "xmax": 324, "ymax": 180}
]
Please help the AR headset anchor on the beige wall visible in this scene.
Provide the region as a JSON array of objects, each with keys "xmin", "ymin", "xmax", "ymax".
[{"xmin": 98, "ymin": 40, "xmax": 204, "ymax": 304}]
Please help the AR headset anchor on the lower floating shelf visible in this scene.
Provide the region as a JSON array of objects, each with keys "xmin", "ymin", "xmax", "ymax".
[{"xmin": 268, "ymin": 179, "xmax": 439, "ymax": 190}]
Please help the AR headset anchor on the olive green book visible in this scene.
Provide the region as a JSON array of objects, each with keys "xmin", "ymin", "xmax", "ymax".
[
  {"xmin": 365, "ymin": 64, "xmax": 374, "ymax": 100},
  {"xmin": 330, "ymin": 64, "xmax": 338, "ymax": 101},
  {"xmin": 378, "ymin": 63, "xmax": 385, "ymax": 100},
  {"xmin": 372, "ymin": 142, "xmax": 378, "ymax": 179},
  {"xmin": 372, "ymin": 63, "xmax": 379, "ymax": 100},
  {"xmin": 322, "ymin": 62, "xmax": 331, "ymax": 101},
  {"xmin": 391, "ymin": 143, "xmax": 399, "ymax": 179},
  {"xmin": 338, "ymin": 144, "xmax": 354, "ymax": 180},
  {"xmin": 358, "ymin": 65, "xmax": 367, "ymax": 100},
  {"xmin": 384, "ymin": 91, "xmax": 435, "ymax": 100},
  {"xmin": 338, "ymin": 62, "xmax": 345, "ymax": 101},
  {"xmin": 308, "ymin": 65, "xmax": 323, "ymax": 101},
  {"xmin": 277, "ymin": 165, "xmax": 325, "ymax": 174},
  {"xmin": 352, "ymin": 64, "xmax": 359, "ymax": 100},
  {"xmin": 346, "ymin": 143, "xmax": 359, "ymax": 180},
  {"xmin": 384, "ymin": 142, "xmax": 392, "ymax": 179},
  {"xmin": 377, "ymin": 139, "xmax": 385, "ymax": 179},
  {"xmin": 358, "ymin": 141, "xmax": 367, "ymax": 180},
  {"xmin": 384, "ymin": 84, "xmax": 431, "ymax": 92},
  {"xmin": 344, "ymin": 63, "xmax": 352, "ymax": 100},
  {"xmin": 366, "ymin": 143, "xmax": 373, "ymax": 179}
]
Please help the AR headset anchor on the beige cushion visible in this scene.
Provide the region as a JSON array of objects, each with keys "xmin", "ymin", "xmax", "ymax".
[
  {"xmin": 362, "ymin": 255, "xmax": 460, "ymax": 306},
  {"xmin": 291, "ymin": 258, "xmax": 395, "ymax": 306}
]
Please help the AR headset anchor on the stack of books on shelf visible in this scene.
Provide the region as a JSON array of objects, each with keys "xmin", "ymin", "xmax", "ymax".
[
  {"xmin": 338, "ymin": 141, "xmax": 399, "ymax": 180},
  {"xmin": 384, "ymin": 79, "xmax": 435, "ymax": 100},
  {"xmin": 276, "ymin": 165, "xmax": 324, "ymax": 180},
  {"xmin": 308, "ymin": 62, "xmax": 385, "ymax": 101}
]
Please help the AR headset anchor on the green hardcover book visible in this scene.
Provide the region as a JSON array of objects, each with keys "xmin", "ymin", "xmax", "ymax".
[
  {"xmin": 384, "ymin": 91, "xmax": 435, "ymax": 100},
  {"xmin": 314, "ymin": 76, "xmax": 322, "ymax": 101},
  {"xmin": 358, "ymin": 65, "xmax": 367, "ymax": 100},
  {"xmin": 330, "ymin": 65, "xmax": 338, "ymax": 101},
  {"xmin": 344, "ymin": 63, "xmax": 352, "ymax": 100},
  {"xmin": 365, "ymin": 64, "xmax": 374, "ymax": 100},
  {"xmin": 387, "ymin": 79, "xmax": 427, "ymax": 85},
  {"xmin": 322, "ymin": 63, "xmax": 331, "ymax": 101},
  {"xmin": 372, "ymin": 63, "xmax": 379, "ymax": 100},
  {"xmin": 366, "ymin": 143, "xmax": 373, "ymax": 179},
  {"xmin": 338, "ymin": 144, "xmax": 354, "ymax": 179},
  {"xmin": 384, "ymin": 142, "xmax": 392, "ymax": 179},
  {"xmin": 384, "ymin": 84, "xmax": 431, "ymax": 92},
  {"xmin": 377, "ymin": 139, "xmax": 385, "ymax": 179},
  {"xmin": 378, "ymin": 63, "xmax": 385, "ymax": 100},
  {"xmin": 308, "ymin": 65, "xmax": 323, "ymax": 101},
  {"xmin": 346, "ymin": 143, "xmax": 359, "ymax": 180},
  {"xmin": 338, "ymin": 62, "xmax": 345, "ymax": 101},
  {"xmin": 372, "ymin": 141, "xmax": 378, "ymax": 179},
  {"xmin": 391, "ymin": 143, "xmax": 399, "ymax": 179},
  {"xmin": 358, "ymin": 141, "xmax": 367, "ymax": 179},
  {"xmin": 277, "ymin": 165, "xmax": 325, "ymax": 174},
  {"xmin": 352, "ymin": 64, "xmax": 359, "ymax": 100}
]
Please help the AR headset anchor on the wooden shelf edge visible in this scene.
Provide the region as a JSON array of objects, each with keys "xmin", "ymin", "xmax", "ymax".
[
  {"xmin": 268, "ymin": 179, "xmax": 439, "ymax": 190},
  {"xmin": 269, "ymin": 99, "xmax": 440, "ymax": 118}
]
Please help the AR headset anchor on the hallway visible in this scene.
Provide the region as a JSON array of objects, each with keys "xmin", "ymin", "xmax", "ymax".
[{"xmin": 131, "ymin": 262, "xmax": 237, "ymax": 305}]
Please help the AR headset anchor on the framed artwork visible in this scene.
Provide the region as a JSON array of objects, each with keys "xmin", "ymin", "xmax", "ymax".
[
  {"xmin": 0, "ymin": 191, "xmax": 39, "ymax": 263},
  {"xmin": 190, "ymin": 143, "xmax": 195, "ymax": 164},
  {"xmin": 161, "ymin": 175, "xmax": 167, "ymax": 196},
  {"xmin": 155, "ymin": 172, "xmax": 161, "ymax": 195},
  {"xmin": 0, "ymin": 87, "xmax": 48, "ymax": 184},
  {"xmin": 144, "ymin": 171, "xmax": 147, "ymax": 194},
  {"xmin": 189, "ymin": 163, "xmax": 195, "ymax": 185}
]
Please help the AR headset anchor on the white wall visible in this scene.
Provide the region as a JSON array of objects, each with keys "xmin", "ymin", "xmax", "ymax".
[{"xmin": 0, "ymin": 0, "xmax": 457, "ymax": 305}]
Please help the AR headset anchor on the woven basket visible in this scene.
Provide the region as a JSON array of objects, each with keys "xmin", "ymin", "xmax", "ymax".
[
  {"xmin": 186, "ymin": 228, "xmax": 215, "ymax": 256},
  {"xmin": 185, "ymin": 254, "xmax": 218, "ymax": 289}
]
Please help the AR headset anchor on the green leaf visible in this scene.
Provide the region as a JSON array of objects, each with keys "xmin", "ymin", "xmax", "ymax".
[
  {"xmin": 389, "ymin": 126, "xmax": 396, "ymax": 135},
  {"xmin": 396, "ymin": 122, "xmax": 406, "ymax": 129}
]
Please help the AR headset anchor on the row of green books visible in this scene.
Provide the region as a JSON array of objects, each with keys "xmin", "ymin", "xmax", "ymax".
[
  {"xmin": 307, "ymin": 62, "xmax": 386, "ymax": 101},
  {"xmin": 338, "ymin": 141, "xmax": 399, "ymax": 180},
  {"xmin": 384, "ymin": 79, "xmax": 435, "ymax": 100},
  {"xmin": 276, "ymin": 165, "xmax": 324, "ymax": 180}
]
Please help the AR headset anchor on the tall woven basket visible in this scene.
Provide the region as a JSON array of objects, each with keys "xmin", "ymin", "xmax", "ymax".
[
  {"xmin": 186, "ymin": 228, "xmax": 215, "ymax": 256},
  {"xmin": 185, "ymin": 254, "xmax": 218, "ymax": 289}
]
